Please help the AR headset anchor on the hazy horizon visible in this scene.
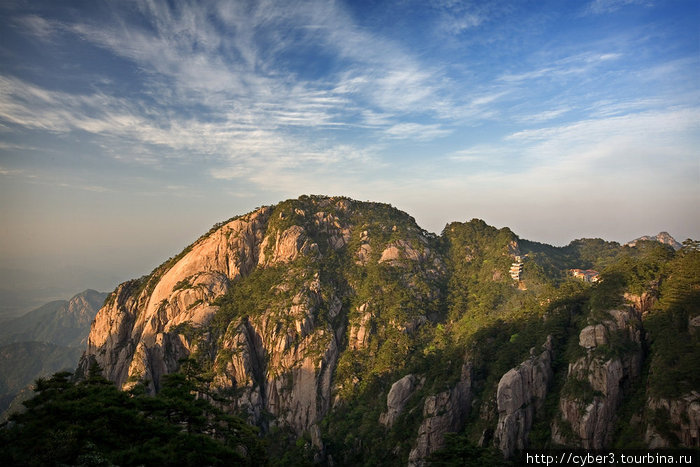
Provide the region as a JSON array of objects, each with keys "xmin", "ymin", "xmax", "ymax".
[
  {"xmin": 1, "ymin": 0, "xmax": 698, "ymax": 315},
  {"xmin": 0, "ymin": 194, "xmax": 693, "ymax": 319}
]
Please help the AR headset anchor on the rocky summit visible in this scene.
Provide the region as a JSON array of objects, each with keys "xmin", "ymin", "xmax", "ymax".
[
  {"xmin": 626, "ymin": 232, "xmax": 683, "ymax": 251},
  {"xmin": 76, "ymin": 195, "xmax": 699, "ymax": 464}
]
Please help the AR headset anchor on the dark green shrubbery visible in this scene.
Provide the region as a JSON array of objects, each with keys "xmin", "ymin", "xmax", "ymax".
[
  {"xmin": 0, "ymin": 364, "xmax": 266, "ymax": 466},
  {"xmin": 644, "ymin": 247, "xmax": 700, "ymax": 398}
]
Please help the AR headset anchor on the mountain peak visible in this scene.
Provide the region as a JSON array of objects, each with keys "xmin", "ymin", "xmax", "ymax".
[
  {"xmin": 73, "ymin": 196, "xmax": 699, "ymax": 463},
  {"xmin": 625, "ymin": 231, "xmax": 682, "ymax": 250}
]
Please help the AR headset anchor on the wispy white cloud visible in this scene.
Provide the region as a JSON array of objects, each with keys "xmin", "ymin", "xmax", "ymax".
[
  {"xmin": 470, "ymin": 91, "xmax": 510, "ymax": 107},
  {"xmin": 13, "ymin": 14, "xmax": 56, "ymax": 40},
  {"xmin": 499, "ymin": 67, "xmax": 553, "ymax": 83},
  {"xmin": 499, "ymin": 52, "xmax": 623, "ymax": 83},
  {"xmin": 389, "ymin": 106, "xmax": 700, "ymax": 238},
  {"xmin": 0, "ymin": 0, "xmax": 458, "ymax": 176},
  {"xmin": 360, "ymin": 110, "xmax": 394, "ymax": 127},
  {"xmin": 1, "ymin": 2, "xmax": 697, "ymax": 199},
  {"xmin": 449, "ymin": 144, "xmax": 516, "ymax": 163},
  {"xmin": 0, "ymin": 73, "xmax": 356, "ymax": 176},
  {"xmin": 7, "ymin": 0, "xmax": 672, "ymax": 177},
  {"xmin": 57, "ymin": 183, "xmax": 110, "ymax": 193},
  {"xmin": 448, "ymin": 107, "xmax": 700, "ymax": 184},
  {"xmin": 385, "ymin": 122, "xmax": 451, "ymax": 140},
  {"xmin": 586, "ymin": 0, "xmax": 653, "ymax": 15},
  {"xmin": 65, "ymin": 0, "xmax": 448, "ymax": 123},
  {"xmin": 506, "ymin": 107, "xmax": 699, "ymax": 145},
  {"xmin": 430, "ymin": 0, "xmax": 491, "ymax": 35},
  {"xmin": 440, "ymin": 107, "xmax": 699, "ymax": 233},
  {"xmin": 585, "ymin": 98, "xmax": 665, "ymax": 118},
  {"xmin": 515, "ymin": 107, "xmax": 571, "ymax": 123},
  {"xmin": 0, "ymin": 142, "xmax": 39, "ymax": 152}
]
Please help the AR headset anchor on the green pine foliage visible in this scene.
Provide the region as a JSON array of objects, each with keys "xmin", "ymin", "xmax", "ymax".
[
  {"xmin": 645, "ymin": 247, "xmax": 700, "ymax": 397},
  {"xmin": 0, "ymin": 364, "xmax": 266, "ymax": 466},
  {"xmin": 427, "ymin": 431, "xmax": 507, "ymax": 466}
]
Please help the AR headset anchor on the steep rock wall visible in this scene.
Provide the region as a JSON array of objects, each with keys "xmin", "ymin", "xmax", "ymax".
[
  {"xmin": 553, "ymin": 307, "xmax": 643, "ymax": 449},
  {"xmin": 408, "ymin": 363, "xmax": 473, "ymax": 467},
  {"xmin": 211, "ymin": 277, "xmax": 342, "ymax": 435},
  {"xmin": 81, "ymin": 207, "xmax": 271, "ymax": 391},
  {"xmin": 645, "ymin": 392, "xmax": 700, "ymax": 448},
  {"xmin": 380, "ymin": 374, "xmax": 423, "ymax": 427},
  {"xmin": 79, "ymin": 197, "xmax": 444, "ymax": 439},
  {"xmin": 494, "ymin": 336, "xmax": 553, "ymax": 457}
]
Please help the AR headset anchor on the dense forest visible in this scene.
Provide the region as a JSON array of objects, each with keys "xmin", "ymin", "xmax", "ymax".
[{"xmin": 0, "ymin": 363, "xmax": 265, "ymax": 466}]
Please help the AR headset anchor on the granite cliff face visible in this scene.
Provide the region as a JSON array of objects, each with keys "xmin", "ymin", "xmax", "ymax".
[
  {"xmin": 380, "ymin": 374, "xmax": 423, "ymax": 428},
  {"xmin": 80, "ymin": 197, "xmax": 445, "ymax": 444},
  {"xmin": 408, "ymin": 362, "xmax": 472, "ymax": 466},
  {"xmin": 77, "ymin": 196, "xmax": 699, "ymax": 463},
  {"xmin": 83, "ymin": 207, "xmax": 270, "ymax": 392},
  {"xmin": 494, "ymin": 336, "xmax": 553, "ymax": 458},
  {"xmin": 553, "ymin": 307, "xmax": 643, "ymax": 449},
  {"xmin": 645, "ymin": 392, "xmax": 700, "ymax": 448}
]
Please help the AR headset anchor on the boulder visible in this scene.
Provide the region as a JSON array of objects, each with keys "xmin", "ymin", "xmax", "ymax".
[{"xmin": 380, "ymin": 374, "xmax": 421, "ymax": 427}]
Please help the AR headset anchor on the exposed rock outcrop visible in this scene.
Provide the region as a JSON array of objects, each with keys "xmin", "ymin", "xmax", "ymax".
[
  {"xmin": 625, "ymin": 232, "xmax": 682, "ymax": 250},
  {"xmin": 379, "ymin": 240, "xmax": 427, "ymax": 265},
  {"xmin": 259, "ymin": 225, "xmax": 320, "ymax": 266},
  {"xmin": 79, "ymin": 196, "xmax": 443, "ymax": 442},
  {"xmin": 408, "ymin": 363, "xmax": 472, "ymax": 467},
  {"xmin": 188, "ymin": 269, "xmax": 340, "ymax": 436},
  {"xmin": 624, "ymin": 291, "xmax": 657, "ymax": 315},
  {"xmin": 494, "ymin": 336, "xmax": 553, "ymax": 457},
  {"xmin": 81, "ymin": 207, "xmax": 271, "ymax": 391},
  {"xmin": 553, "ymin": 307, "xmax": 643, "ymax": 449},
  {"xmin": 348, "ymin": 303, "xmax": 372, "ymax": 350},
  {"xmin": 645, "ymin": 392, "xmax": 700, "ymax": 448},
  {"xmin": 380, "ymin": 374, "xmax": 423, "ymax": 427}
]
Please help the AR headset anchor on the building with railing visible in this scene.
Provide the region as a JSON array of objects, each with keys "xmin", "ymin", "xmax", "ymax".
[
  {"xmin": 570, "ymin": 268, "xmax": 600, "ymax": 283},
  {"xmin": 510, "ymin": 260, "xmax": 524, "ymax": 281}
]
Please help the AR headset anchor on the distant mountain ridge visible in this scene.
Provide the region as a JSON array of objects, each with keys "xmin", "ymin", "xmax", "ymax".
[
  {"xmin": 0, "ymin": 289, "xmax": 107, "ymax": 347},
  {"xmin": 0, "ymin": 289, "xmax": 107, "ymax": 420},
  {"xmin": 626, "ymin": 231, "xmax": 682, "ymax": 250}
]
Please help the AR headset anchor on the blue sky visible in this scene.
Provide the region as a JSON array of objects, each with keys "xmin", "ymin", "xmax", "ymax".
[{"xmin": 0, "ymin": 0, "xmax": 699, "ymax": 307}]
